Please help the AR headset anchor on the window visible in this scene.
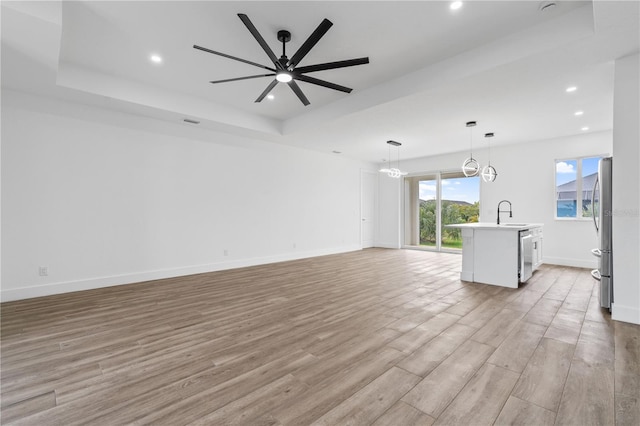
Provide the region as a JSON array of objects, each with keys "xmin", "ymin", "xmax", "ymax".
[
  {"xmin": 404, "ymin": 171, "xmax": 480, "ymax": 251},
  {"xmin": 555, "ymin": 156, "xmax": 602, "ymax": 219}
]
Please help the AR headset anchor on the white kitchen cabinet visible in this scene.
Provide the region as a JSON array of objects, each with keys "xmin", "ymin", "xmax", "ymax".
[
  {"xmin": 531, "ymin": 227, "xmax": 543, "ymax": 271},
  {"xmin": 448, "ymin": 223, "xmax": 544, "ymax": 288}
]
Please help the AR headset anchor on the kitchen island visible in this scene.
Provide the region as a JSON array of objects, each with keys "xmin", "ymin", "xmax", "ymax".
[{"xmin": 447, "ymin": 223, "xmax": 543, "ymax": 288}]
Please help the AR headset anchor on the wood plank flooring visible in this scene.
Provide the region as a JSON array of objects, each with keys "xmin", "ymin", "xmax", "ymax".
[{"xmin": 1, "ymin": 248, "xmax": 639, "ymax": 425}]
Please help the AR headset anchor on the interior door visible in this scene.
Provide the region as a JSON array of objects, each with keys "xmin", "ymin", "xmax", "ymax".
[{"xmin": 361, "ymin": 170, "xmax": 376, "ymax": 248}]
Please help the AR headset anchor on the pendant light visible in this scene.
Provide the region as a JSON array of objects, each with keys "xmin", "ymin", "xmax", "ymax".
[
  {"xmin": 462, "ymin": 121, "xmax": 480, "ymax": 177},
  {"xmin": 379, "ymin": 140, "xmax": 408, "ymax": 178},
  {"xmin": 481, "ymin": 132, "xmax": 498, "ymax": 182}
]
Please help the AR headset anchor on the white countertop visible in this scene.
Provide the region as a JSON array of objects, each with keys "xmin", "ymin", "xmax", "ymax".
[{"xmin": 446, "ymin": 222, "xmax": 543, "ymax": 231}]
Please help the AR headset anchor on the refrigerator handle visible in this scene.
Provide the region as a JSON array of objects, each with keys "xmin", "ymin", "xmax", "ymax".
[{"xmin": 592, "ymin": 173, "xmax": 599, "ymax": 234}]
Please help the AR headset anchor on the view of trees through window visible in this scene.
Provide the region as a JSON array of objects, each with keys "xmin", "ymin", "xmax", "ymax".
[
  {"xmin": 407, "ymin": 173, "xmax": 479, "ymax": 251},
  {"xmin": 420, "ymin": 198, "xmax": 480, "ymax": 248}
]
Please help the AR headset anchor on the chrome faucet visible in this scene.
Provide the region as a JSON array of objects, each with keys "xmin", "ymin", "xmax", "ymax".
[{"xmin": 497, "ymin": 200, "xmax": 512, "ymax": 225}]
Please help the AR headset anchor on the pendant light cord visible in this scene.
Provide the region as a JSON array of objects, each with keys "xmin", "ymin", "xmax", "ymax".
[
  {"xmin": 466, "ymin": 121, "xmax": 476, "ymax": 157},
  {"xmin": 485, "ymin": 132, "xmax": 494, "ymax": 165}
]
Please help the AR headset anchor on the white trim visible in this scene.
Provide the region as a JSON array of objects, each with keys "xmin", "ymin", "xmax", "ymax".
[
  {"xmin": 375, "ymin": 242, "xmax": 401, "ymax": 249},
  {"xmin": 460, "ymin": 271, "xmax": 474, "ymax": 282},
  {"xmin": 612, "ymin": 302, "xmax": 640, "ymax": 325},
  {"xmin": 542, "ymin": 256, "xmax": 598, "ymax": 269},
  {"xmin": 436, "ymin": 173, "xmax": 442, "ymax": 250},
  {"xmin": 403, "ymin": 244, "xmax": 437, "ymax": 252},
  {"xmin": 0, "ymin": 245, "xmax": 362, "ymax": 302}
]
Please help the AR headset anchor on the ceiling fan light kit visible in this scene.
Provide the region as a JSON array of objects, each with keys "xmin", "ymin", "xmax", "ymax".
[
  {"xmin": 194, "ymin": 13, "xmax": 370, "ymax": 106},
  {"xmin": 276, "ymin": 72, "xmax": 293, "ymax": 83}
]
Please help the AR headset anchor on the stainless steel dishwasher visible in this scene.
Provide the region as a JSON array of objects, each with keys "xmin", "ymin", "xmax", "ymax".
[{"xmin": 519, "ymin": 230, "xmax": 533, "ymax": 283}]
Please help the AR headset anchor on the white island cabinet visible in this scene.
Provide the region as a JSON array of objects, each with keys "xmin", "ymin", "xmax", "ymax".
[{"xmin": 447, "ymin": 223, "xmax": 543, "ymax": 288}]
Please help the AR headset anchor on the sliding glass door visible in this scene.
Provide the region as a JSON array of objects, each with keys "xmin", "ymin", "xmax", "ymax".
[{"xmin": 404, "ymin": 171, "xmax": 479, "ymax": 251}]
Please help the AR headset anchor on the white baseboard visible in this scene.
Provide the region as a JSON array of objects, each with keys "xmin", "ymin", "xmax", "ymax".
[
  {"xmin": 612, "ymin": 303, "xmax": 640, "ymax": 325},
  {"xmin": 374, "ymin": 242, "xmax": 401, "ymax": 249},
  {"xmin": 0, "ymin": 245, "xmax": 362, "ymax": 302},
  {"xmin": 460, "ymin": 271, "xmax": 473, "ymax": 282},
  {"xmin": 543, "ymin": 256, "xmax": 597, "ymax": 269}
]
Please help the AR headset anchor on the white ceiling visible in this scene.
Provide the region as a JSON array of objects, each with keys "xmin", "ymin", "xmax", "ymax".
[{"xmin": 2, "ymin": 1, "xmax": 639, "ymax": 163}]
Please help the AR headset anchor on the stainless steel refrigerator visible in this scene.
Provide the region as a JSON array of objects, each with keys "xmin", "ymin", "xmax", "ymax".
[{"xmin": 591, "ymin": 157, "xmax": 613, "ymax": 310}]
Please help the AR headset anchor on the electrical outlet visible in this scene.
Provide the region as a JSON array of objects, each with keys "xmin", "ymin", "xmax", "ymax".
[
  {"xmin": 293, "ymin": 242, "xmax": 296, "ymax": 249},
  {"xmin": 39, "ymin": 266, "xmax": 48, "ymax": 276},
  {"xmin": 223, "ymin": 249, "xmax": 228, "ymax": 256}
]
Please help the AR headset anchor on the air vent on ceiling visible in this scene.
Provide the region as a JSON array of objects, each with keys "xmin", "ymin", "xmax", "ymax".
[{"xmin": 539, "ymin": 2, "xmax": 557, "ymax": 12}]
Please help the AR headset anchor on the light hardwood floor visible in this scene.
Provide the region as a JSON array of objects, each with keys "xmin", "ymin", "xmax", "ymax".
[{"xmin": 1, "ymin": 248, "xmax": 638, "ymax": 425}]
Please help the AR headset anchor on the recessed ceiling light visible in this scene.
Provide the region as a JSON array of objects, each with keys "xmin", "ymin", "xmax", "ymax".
[
  {"xmin": 150, "ymin": 54, "xmax": 163, "ymax": 64},
  {"xmin": 566, "ymin": 86, "xmax": 577, "ymax": 93},
  {"xmin": 581, "ymin": 126, "xmax": 589, "ymax": 131},
  {"xmin": 267, "ymin": 94, "xmax": 275, "ymax": 100},
  {"xmin": 450, "ymin": 1, "xmax": 463, "ymax": 10},
  {"xmin": 574, "ymin": 111, "xmax": 584, "ymax": 116}
]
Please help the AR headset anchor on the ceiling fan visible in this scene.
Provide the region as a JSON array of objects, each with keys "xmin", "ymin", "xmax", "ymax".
[{"xmin": 193, "ymin": 14, "xmax": 369, "ymax": 106}]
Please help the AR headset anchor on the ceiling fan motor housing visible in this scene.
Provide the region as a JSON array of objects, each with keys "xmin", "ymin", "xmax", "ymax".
[
  {"xmin": 277, "ymin": 30, "xmax": 291, "ymax": 43},
  {"xmin": 278, "ymin": 58, "xmax": 289, "ymax": 69}
]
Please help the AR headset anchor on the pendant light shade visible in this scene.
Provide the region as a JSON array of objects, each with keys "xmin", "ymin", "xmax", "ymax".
[
  {"xmin": 462, "ymin": 121, "xmax": 480, "ymax": 177},
  {"xmin": 481, "ymin": 132, "xmax": 498, "ymax": 182},
  {"xmin": 379, "ymin": 140, "xmax": 408, "ymax": 178}
]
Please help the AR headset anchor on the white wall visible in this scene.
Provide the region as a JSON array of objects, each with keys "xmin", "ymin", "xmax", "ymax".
[
  {"xmin": 377, "ymin": 130, "xmax": 613, "ymax": 268},
  {"xmin": 612, "ymin": 52, "xmax": 640, "ymax": 325},
  {"xmin": 1, "ymin": 90, "xmax": 374, "ymax": 301},
  {"xmin": 377, "ymin": 174, "xmax": 402, "ymax": 248}
]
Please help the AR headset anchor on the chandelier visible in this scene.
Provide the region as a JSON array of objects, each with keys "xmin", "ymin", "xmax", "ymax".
[
  {"xmin": 379, "ymin": 140, "xmax": 408, "ymax": 178},
  {"xmin": 481, "ymin": 132, "xmax": 498, "ymax": 182},
  {"xmin": 462, "ymin": 121, "xmax": 480, "ymax": 177},
  {"xmin": 461, "ymin": 121, "xmax": 498, "ymax": 182}
]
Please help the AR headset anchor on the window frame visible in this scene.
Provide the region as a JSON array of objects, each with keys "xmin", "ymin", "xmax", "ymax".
[
  {"xmin": 402, "ymin": 169, "xmax": 481, "ymax": 252},
  {"xmin": 554, "ymin": 154, "xmax": 606, "ymax": 221}
]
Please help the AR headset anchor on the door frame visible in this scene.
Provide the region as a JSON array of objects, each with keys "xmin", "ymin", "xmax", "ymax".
[{"xmin": 402, "ymin": 170, "xmax": 480, "ymax": 252}]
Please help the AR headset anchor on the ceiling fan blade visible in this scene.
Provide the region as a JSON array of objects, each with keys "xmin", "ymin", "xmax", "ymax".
[
  {"xmin": 237, "ymin": 14, "xmax": 281, "ymax": 69},
  {"xmin": 210, "ymin": 74, "xmax": 275, "ymax": 84},
  {"xmin": 194, "ymin": 45, "xmax": 276, "ymax": 72},
  {"xmin": 294, "ymin": 74, "xmax": 352, "ymax": 93},
  {"xmin": 295, "ymin": 57, "xmax": 369, "ymax": 74},
  {"xmin": 287, "ymin": 80, "xmax": 310, "ymax": 106},
  {"xmin": 255, "ymin": 79, "xmax": 279, "ymax": 103},
  {"xmin": 288, "ymin": 18, "xmax": 333, "ymax": 68}
]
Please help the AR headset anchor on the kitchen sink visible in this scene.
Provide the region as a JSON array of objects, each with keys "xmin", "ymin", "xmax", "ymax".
[{"xmin": 501, "ymin": 223, "xmax": 528, "ymax": 226}]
